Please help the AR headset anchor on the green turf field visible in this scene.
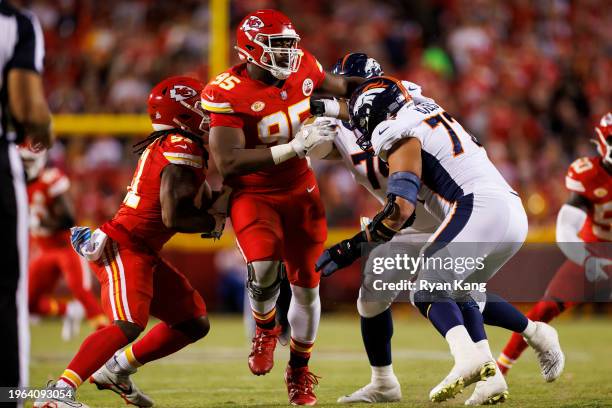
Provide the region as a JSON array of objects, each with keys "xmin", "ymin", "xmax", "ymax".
[{"xmin": 29, "ymin": 313, "xmax": 612, "ymax": 408}]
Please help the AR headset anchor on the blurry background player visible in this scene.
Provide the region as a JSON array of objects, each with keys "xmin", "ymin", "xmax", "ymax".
[
  {"xmin": 20, "ymin": 146, "xmax": 106, "ymax": 341},
  {"xmin": 316, "ymin": 53, "xmax": 563, "ymax": 405},
  {"xmin": 498, "ymin": 112, "xmax": 612, "ymax": 377},
  {"xmin": 201, "ymin": 9, "xmax": 364, "ymax": 406},
  {"xmin": 34, "ymin": 76, "xmax": 221, "ymax": 408}
]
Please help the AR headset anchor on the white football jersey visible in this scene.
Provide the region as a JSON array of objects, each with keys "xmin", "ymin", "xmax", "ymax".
[
  {"xmin": 329, "ymin": 118, "xmax": 439, "ymax": 233},
  {"xmin": 371, "ymin": 91, "xmax": 513, "ymax": 220}
]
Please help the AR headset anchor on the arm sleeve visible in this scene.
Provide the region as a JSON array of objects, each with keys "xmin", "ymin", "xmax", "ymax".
[
  {"xmin": 556, "ymin": 204, "xmax": 588, "ymax": 265},
  {"xmin": 10, "ymin": 11, "xmax": 45, "ymax": 73}
]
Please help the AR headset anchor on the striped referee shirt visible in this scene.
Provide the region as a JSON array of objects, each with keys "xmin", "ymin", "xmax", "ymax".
[{"xmin": 0, "ymin": 0, "xmax": 44, "ymax": 142}]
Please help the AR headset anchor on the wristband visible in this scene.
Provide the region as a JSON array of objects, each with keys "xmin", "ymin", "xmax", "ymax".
[{"xmin": 270, "ymin": 143, "xmax": 296, "ymax": 165}]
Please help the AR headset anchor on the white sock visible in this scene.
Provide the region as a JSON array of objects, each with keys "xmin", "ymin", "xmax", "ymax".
[
  {"xmin": 522, "ymin": 319, "xmax": 537, "ymax": 338},
  {"xmin": 445, "ymin": 325, "xmax": 476, "ymax": 360},
  {"xmin": 114, "ymin": 345, "xmax": 142, "ymax": 373},
  {"xmin": 474, "ymin": 339, "xmax": 494, "ymax": 359},
  {"xmin": 288, "ymin": 285, "xmax": 320, "ymax": 343},
  {"xmin": 371, "ymin": 364, "xmax": 396, "ymax": 383}
]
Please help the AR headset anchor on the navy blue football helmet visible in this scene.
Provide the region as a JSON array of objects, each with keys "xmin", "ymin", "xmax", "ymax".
[
  {"xmin": 331, "ymin": 53, "xmax": 384, "ymax": 79},
  {"xmin": 348, "ymin": 76, "xmax": 413, "ymax": 151}
]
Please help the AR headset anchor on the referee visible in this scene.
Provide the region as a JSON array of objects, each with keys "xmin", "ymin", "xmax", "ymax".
[{"xmin": 0, "ymin": 0, "xmax": 51, "ymax": 402}]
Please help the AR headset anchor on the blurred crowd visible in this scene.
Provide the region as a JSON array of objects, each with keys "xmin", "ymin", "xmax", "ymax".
[{"xmin": 26, "ymin": 0, "xmax": 610, "ymax": 227}]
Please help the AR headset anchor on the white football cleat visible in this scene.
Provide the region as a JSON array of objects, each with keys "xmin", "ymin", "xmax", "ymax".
[
  {"xmin": 524, "ymin": 322, "xmax": 565, "ymax": 382},
  {"xmin": 337, "ymin": 377, "xmax": 402, "ymax": 403},
  {"xmin": 90, "ymin": 358, "xmax": 154, "ymax": 407},
  {"xmin": 430, "ymin": 354, "xmax": 496, "ymax": 403},
  {"xmin": 465, "ymin": 367, "xmax": 508, "ymax": 405},
  {"xmin": 61, "ymin": 300, "xmax": 85, "ymax": 341},
  {"xmin": 33, "ymin": 382, "xmax": 89, "ymax": 408}
]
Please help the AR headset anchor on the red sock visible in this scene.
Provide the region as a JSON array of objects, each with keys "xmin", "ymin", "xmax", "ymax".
[
  {"xmin": 289, "ymin": 337, "xmax": 313, "ymax": 368},
  {"xmin": 498, "ymin": 300, "xmax": 569, "ymax": 375},
  {"xmin": 37, "ymin": 297, "xmax": 67, "ymax": 316},
  {"xmin": 59, "ymin": 324, "xmax": 129, "ymax": 388},
  {"xmin": 132, "ymin": 322, "xmax": 193, "ymax": 365}
]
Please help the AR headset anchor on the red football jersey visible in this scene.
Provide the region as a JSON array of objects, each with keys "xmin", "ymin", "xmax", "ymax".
[
  {"xmin": 565, "ymin": 156, "xmax": 612, "ymax": 242},
  {"xmin": 101, "ymin": 133, "xmax": 207, "ymax": 253},
  {"xmin": 201, "ymin": 50, "xmax": 325, "ymax": 191},
  {"xmin": 27, "ymin": 167, "xmax": 71, "ymax": 250}
]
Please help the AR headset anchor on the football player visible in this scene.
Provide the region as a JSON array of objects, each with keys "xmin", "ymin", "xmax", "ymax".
[
  {"xmin": 314, "ymin": 74, "xmax": 550, "ymax": 403},
  {"xmin": 34, "ymin": 76, "xmax": 222, "ymax": 408},
  {"xmin": 20, "ymin": 146, "xmax": 106, "ymax": 341},
  {"xmin": 201, "ymin": 9, "xmax": 364, "ymax": 405},
  {"xmin": 317, "ymin": 53, "xmax": 564, "ymax": 405},
  {"xmin": 498, "ymin": 112, "xmax": 612, "ymax": 378}
]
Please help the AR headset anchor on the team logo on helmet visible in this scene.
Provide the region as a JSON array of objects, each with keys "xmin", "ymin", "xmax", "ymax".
[
  {"xmin": 364, "ymin": 58, "xmax": 382, "ymax": 77},
  {"xmin": 170, "ymin": 85, "xmax": 197, "ymax": 102},
  {"xmin": 302, "ymin": 78, "xmax": 314, "ymax": 96},
  {"xmin": 241, "ymin": 16, "xmax": 265, "ymax": 32}
]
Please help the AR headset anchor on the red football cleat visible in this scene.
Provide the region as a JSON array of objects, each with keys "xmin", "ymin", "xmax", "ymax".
[
  {"xmin": 285, "ymin": 365, "xmax": 320, "ymax": 406},
  {"xmin": 248, "ymin": 325, "xmax": 281, "ymax": 375}
]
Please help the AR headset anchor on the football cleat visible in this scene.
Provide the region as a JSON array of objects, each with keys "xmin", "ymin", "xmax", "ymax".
[
  {"xmin": 285, "ymin": 365, "xmax": 320, "ymax": 406},
  {"xmin": 337, "ymin": 377, "xmax": 401, "ymax": 403},
  {"xmin": 61, "ymin": 300, "xmax": 85, "ymax": 341},
  {"xmin": 524, "ymin": 322, "xmax": 565, "ymax": 382},
  {"xmin": 430, "ymin": 355, "xmax": 496, "ymax": 403},
  {"xmin": 90, "ymin": 357, "xmax": 154, "ymax": 407},
  {"xmin": 465, "ymin": 367, "xmax": 509, "ymax": 405},
  {"xmin": 248, "ymin": 325, "xmax": 281, "ymax": 375},
  {"xmin": 33, "ymin": 382, "xmax": 89, "ymax": 408}
]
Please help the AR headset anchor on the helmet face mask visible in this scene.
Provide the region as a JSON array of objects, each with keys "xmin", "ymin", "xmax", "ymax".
[
  {"xmin": 593, "ymin": 112, "xmax": 612, "ymax": 165},
  {"xmin": 18, "ymin": 145, "xmax": 47, "ymax": 181},
  {"xmin": 236, "ymin": 10, "xmax": 303, "ymax": 80}
]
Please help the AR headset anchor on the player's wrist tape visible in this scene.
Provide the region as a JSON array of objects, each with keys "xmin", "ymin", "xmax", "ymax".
[
  {"xmin": 317, "ymin": 98, "xmax": 340, "ymax": 118},
  {"xmin": 271, "ymin": 143, "xmax": 297, "ymax": 164},
  {"xmin": 387, "ymin": 171, "xmax": 420, "ymax": 205}
]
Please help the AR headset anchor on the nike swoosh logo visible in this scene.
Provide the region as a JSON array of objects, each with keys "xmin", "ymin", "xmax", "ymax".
[
  {"xmin": 109, "ymin": 377, "xmax": 132, "ymax": 395},
  {"xmin": 408, "ymin": 86, "xmax": 418, "ymax": 91},
  {"xmin": 307, "ymin": 185, "xmax": 316, "ymax": 193},
  {"xmin": 176, "ymin": 144, "xmax": 188, "ymax": 149},
  {"xmin": 203, "ymin": 92, "xmax": 215, "ymax": 101},
  {"xmin": 378, "ymin": 126, "xmax": 389, "ymax": 135}
]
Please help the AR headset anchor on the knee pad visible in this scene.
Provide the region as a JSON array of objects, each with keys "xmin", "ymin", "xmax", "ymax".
[
  {"xmin": 290, "ymin": 285, "xmax": 319, "ymax": 305},
  {"xmin": 246, "ymin": 261, "xmax": 285, "ymax": 302},
  {"xmin": 172, "ymin": 316, "xmax": 210, "ymax": 342},
  {"xmin": 115, "ymin": 320, "xmax": 143, "ymax": 343},
  {"xmin": 413, "ymin": 289, "xmax": 452, "ymax": 317},
  {"xmin": 356, "ymin": 297, "xmax": 391, "ymax": 318}
]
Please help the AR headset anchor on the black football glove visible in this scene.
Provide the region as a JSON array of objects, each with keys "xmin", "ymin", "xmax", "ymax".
[{"xmin": 315, "ymin": 231, "xmax": 368, "ymax": 277}]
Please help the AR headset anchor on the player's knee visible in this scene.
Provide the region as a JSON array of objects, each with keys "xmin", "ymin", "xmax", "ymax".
[
  {"xmin": 246, "ymin": 261, "xmax": 283, "ymax": 301},
  {"xmin": 114, "ymin": 320, "xmax": 144, "ymax": 342},
  {"xmin": 357, "ymin": 297, "xmax": 390, "ymax": 318},
  {"xmin": 456, "ymin": 295, "xmax": 479, "ymax": 313},
  {"xmin": 172, "ymin": 316, "xmax": 210, "ymax": 342},
  {"xmin": 413, "ymin": 289, "xmax": 452, "ymax": 318},
  {"xmin": 290, "ymin": 285, "xmax": 319, "ymax": 305}
]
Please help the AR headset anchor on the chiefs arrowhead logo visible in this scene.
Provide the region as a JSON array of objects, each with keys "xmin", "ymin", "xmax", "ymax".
[
  {"xmin": 170, "ymin": 85, "xmax": 197, "ymax": 102},
  {"xmin": 241, "ymin": 16, "xmax": 264, "ymax": 32}
]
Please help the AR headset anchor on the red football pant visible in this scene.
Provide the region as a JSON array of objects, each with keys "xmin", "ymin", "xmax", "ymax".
[
  {"xmin": 230, "ymin": 170, "xmax": 327, "ymax": 288},
  {"xmin": 28, "ymin": 246, "xmax": 102, "ymax": 318},
  {"xmin": 60, "ymin": 240, "xmax": 207, "ymax": 387},
  {"xmin": 499, "ymin": 260, "xmax": 582, "ymax": 372}
]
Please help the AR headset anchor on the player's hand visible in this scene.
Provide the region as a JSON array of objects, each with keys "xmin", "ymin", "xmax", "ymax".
[
  {"xmin": 290, "ymin": 120, "xmax": 337, "ymax": 158},
  {"xmin": 315, "ymin": 231, "xmax": 367, "ymax": 277},
  {"xmin": 201, "ymin": 186, "xmax": 232, "ymax": 240},
  {"xmin": 310, "ymin": 97, "xmax": 341, "ymax": 118},
  {"xmin": 584, "ymin": 256, "xmax": 611, "ymax": 283}
]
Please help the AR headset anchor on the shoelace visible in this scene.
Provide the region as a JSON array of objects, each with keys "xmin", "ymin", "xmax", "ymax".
[{"xmin": 288, "ymin": 370, "xmax": 321, "ymax": 397}]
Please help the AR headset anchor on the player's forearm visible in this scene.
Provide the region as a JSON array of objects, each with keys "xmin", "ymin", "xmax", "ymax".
[
  {"xmin": 163, "ymin": 201, "xmax": 216, "ymax": 233},
  {"xmin": 216, "ymin": 147, "xmax": 278, "ymax": 179}
]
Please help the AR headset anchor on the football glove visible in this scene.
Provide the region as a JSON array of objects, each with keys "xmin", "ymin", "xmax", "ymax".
[
  {"xmin": 70, "ymin": 226, "xmax": 91, "ymax": 257},
  {"xmin": 316, "ymin": 231, "xmax": 368, "ymax": 277},
  {"xmin": 310, "ymin": 97, "xmax": 341, "ymax": 118},
  {"xmin": 584, "ymin": 255, "xmax": 611, "ymax": 283},
  {"xmin": 289, "ymin": 119, "xmax": 337, "ymax": 158}
]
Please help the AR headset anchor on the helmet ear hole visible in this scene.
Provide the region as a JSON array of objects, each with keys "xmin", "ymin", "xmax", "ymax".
[
  {"xmin": 246, "ymin": 45, "xmax": 255, "ymax": 51},
  {"xmin": 161, "ymin": 87, "xmax": 167, "ymax": 95}
]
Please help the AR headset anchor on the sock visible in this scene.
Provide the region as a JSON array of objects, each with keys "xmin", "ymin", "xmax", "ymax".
[
  {"xmin": 252, "ymin": 307, "xmax": 277, "ymax": 330},
  {"xmin": 482, "ymin": 293, "xmax": 529, "ymax": 332},
  {"xmin": 371, "ymin": 365, "xmax": 396, "ymax": 384},
  {"xmin": 38, "ymin": 297, "xmax": 67, "ymax": 316},
  {"xmin": 131, "ymin": 322, "xmax": 193, "ymax": 365},
  {"xmin": 287, "ymin": 285, "xmax": 320, "ymax": 368},
  {"xmin": 289, "ymin": 337, "xmax": 314, "ymax": 368},
  {"xmin": 427, "ymin": 299, "xmax": 464, "ymax": 337},
  {"xmin": 475, "ymin": 339, "xmax": 494, "ymax": 359},
  {"xmin": 445, "ymin": 325, "xmax": 476, "ymax": 360},
  {"xmin": 59, "ymin": 324, "xmax": 128, "ymax": 388},
  {"xmin": 459, "ymin": 300, "xmax": 487, "ymax": 342},
  {"xmin": 360, "ymin": 308, "xmax": 393, "ymax": 367}
]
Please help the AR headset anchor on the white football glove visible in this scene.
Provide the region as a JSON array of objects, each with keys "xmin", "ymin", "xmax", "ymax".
[
  {"xmin": 289, "ymin": 120, "xmax": 337, "ymax": 158},
  {"xmin": 584, "ymin": 255, "xmax": 611, "ymax": 283}
]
